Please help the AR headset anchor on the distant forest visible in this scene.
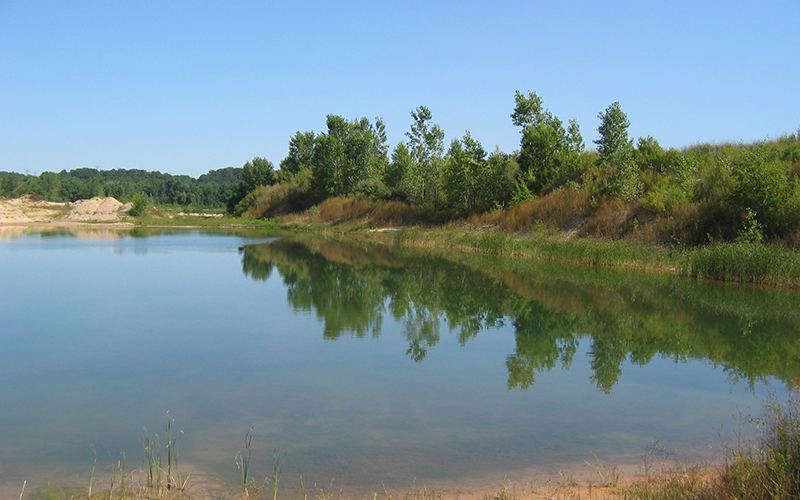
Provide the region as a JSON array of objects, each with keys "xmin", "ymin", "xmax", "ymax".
[{"xmin": 0, "ymin": 166, "xmax": 242, "ymax": 208}]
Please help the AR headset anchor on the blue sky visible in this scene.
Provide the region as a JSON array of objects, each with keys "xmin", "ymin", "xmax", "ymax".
[{"xmin": 1, "ymin": 0, "xmax": 798, "ymax": 178}]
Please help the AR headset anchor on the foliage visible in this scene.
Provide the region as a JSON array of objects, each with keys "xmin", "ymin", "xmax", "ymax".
[
  {"xmin": 403, "ymin": 106, "xmax": 446, "ymax": 208},
  {"xmin": 310, "ymin": 115, "xmax": 389, "ymax": 199},
  {"xmin": 729, "ymin": 147, "xmax": 800, "ymax": 237},
  {"xmin": 442, "ymin": 132, "xmax": 488, "ymax": 213},
  {"xmin": 128, "ymin": 192, "xmax": 151, "ymax": 217},
  {"xmin": 595, "ymin": 101, "xmax": 640, "ymax": 200},
  {"xmin": 8, "ymin": 91, "xmax": 800, "ymax": 252},
  {"xmin": 512, "ymin": 90, "xmax": 584, "ymax": 196},
  {"xmin": 0, "ymin": 167, "xmax": 241, "ymax": 208},
  {"xmin": 227, "ymin": 157, "xmax": 276, "ymax": 213},
  {"xmin": 278, "ymin": 131, "xmax": 316, "ymax": 182}
]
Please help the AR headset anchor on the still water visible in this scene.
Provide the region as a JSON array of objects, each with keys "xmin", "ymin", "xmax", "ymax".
[{"xmin": 0, "ymin": 228, "xmax": 797, "ymax": 495}]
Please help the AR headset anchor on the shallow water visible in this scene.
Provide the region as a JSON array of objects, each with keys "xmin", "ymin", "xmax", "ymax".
[{"xmin": 0, "ymin": 229, "xmax": 796, "ymax": 496}]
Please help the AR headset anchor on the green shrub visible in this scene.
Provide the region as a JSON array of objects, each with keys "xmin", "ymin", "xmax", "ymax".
[{"xmin": 128, "ymin": 193, "xmax": 151, "ymax": 217}]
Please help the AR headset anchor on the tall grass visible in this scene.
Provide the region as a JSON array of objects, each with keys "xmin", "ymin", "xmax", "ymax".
[
  {"xmin": 684, "ymin": 241, "xmax": 800, "ymax": 286},
  {"xmin": 140, "ymin": 414, "xmax": 186, "ymax": 496},
  {"xmin": 236, "ymin": 425, "xmax": 255, "ymax": 499},
  {"xmin": 622, "ymin": 392, "xmax": 800, "ymax": 500},
  {"xmin": 474, "ymin": 188, "xmax": 591, "ymax": 232}
]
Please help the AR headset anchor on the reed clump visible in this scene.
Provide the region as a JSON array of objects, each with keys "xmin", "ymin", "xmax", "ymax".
[{"xmin": 683, "ymin": 241, "xmax": 800, "ymax": 286}]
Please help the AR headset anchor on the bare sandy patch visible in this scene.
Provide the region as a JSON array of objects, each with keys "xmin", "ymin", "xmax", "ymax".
[{"xmin": 0, "ymin": 195, "xmax": 134, "ymax": 226}]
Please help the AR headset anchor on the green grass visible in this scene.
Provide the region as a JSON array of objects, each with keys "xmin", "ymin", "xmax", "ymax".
[
  {"xmin": 683, "ymin": 241, "xmax": 800, "ymax": 286},
  {"xmin": 371, "ymin": 225, "xmax": 800, "ymax": 288}
]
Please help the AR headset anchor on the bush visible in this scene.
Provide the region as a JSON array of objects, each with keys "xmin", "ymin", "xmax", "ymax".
[{"xmin": 128, "ymin": 193, "xmax": 150, "ymax": 217}]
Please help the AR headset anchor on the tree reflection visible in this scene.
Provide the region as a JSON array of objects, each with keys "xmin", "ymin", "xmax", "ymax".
[{"xmin": 241, "ymin": 236, "xmax": 800, "ymax": 392}]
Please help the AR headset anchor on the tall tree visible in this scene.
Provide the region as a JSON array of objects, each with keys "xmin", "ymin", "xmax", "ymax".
[
  {"xmin": 595, "ymin": 101, "xmax": 633, "ymax": 167},
  {"xmin": 386, "ymin": 142, "xmax": 412, "ymax": 201},
  {"xmin": 443, "ymin": 132, "xmax": 486, "ymax": 212},
  {"xmin": 227, "ymin": 157, "xmax": 275, "ymax": 213},
  {"xmin": 512, "ymin": 91, "xmax": 584, "ymax": 197},
  {"xmin": 595, "ymin": 102, "xmax": 639, "ymax": 199},
  {"xmin": 310, "ymin": 115, "xmax": 389, "ymax": 198},
  {"xmin": 279, "ymin": 131, "xmax": 316, "ymax": 182},
  {"xmin": 404, "ymin": 106, "xmax": 445, "ymax": 207}
]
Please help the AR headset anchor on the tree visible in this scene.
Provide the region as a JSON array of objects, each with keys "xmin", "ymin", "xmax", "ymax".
[
  {"xmin": 385, "ymin": 142, "xmax": 412, "ymax": 200},
  {"xmin": 242, "ymin": 157, "xmax": 276, "ymax": 189},
  {"xmin": 310, "ymin": 115, "xmax": 389, "ymax": 198},
  {"xmin": 279, "ymin": 131, "xmax": 316, "ymax": 182},
  {"xmin": 227, "ymin": 157, "xmax": 275, "ymax": 213},
  {"xmin": 595, "ymin": 102, "xmax": 633, "ymax": 167},
  {"xmin": 512, "ymin": 91, "xmax": 584, "ymax": 197},
  {"xmin": 595, "ymin": 102, "xmax": 639, "ymax": 199},
  {"xmin": 511, "ymin": 90, "xmax": 548, "ymax": 128},
  {"xmin": 442, "ymin": 132, "xmax": 487, "ymax": 212},
  {"xmin": 404, "ymin": 106, "xmax": 445, "ymax": 207},
  {"xmin": 38, "ymin": 171, "xmax": 61, "ymax": 201}
]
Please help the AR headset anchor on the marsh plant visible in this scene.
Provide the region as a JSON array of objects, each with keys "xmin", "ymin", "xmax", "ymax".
[
  {"xmin": 234, "ymin": 425, "xmax": 286, "ymax": 500},
  {"xmin": 235, "ymin": 425, "xmax": 255, "ymax": 499},
  {"xmin": 272, "ymin": 448, "xmax": 286, "ymax": 500},
  {"xmin": 141, "ymin": 414, "xmax": 187, "ymax": 495}
]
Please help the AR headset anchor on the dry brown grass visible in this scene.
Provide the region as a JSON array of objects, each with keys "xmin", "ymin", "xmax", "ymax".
[
  {"xmin": 245, "ymin": 182, "xmax": 313, "ymax": 220},
  {"xmin": 584, "ymin": 199, "xmax": 634, "ymax": 239},
  {"xmin": 312, "ymin": 197, "xmax": 421, "ymax": 227},
  {"xmin": 471, "ymin": 189, "xmax": 592, "ymax": 233},
  {"xmin": 370, "ymin": 201, "xmax": 417, "ymax": 226}
]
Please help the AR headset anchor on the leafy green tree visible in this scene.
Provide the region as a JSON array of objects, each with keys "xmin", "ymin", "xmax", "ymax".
[
  {"xmin": 634, "ymin": 135, "xmax": 665, "ymax": 172},
  {"xmin": 511, "ymin": 90, "xmax": 547, "ymax": 128},
  {"xmin": 227, "ymin": 157, "xmax": 276, "ymax": 213},
  {"xmin": 512, "ymin": 91, "xmax": 584, "ymax": 197},
  {"xmin": 442, "ymin": 132, "xmax": 487, "ymax": 212},
  {"xmin": 128, "ymin": 192, "xmax": 151, "ymax": 217},
  {"xmin": 38, "ymin": 171, "xmax": 61, "ymax": 200},
  {"xmin": 404, "ymin": 106, "xmax": 445, "ymax": 207},
  {"xmin": 595, "ymin": 101, "xmax": 639, "ymax": 199},
  {"xmin": 310, "ymin": 115, "xmax": 388, "ymax": 199},
  {"xmin": 242, "ymin": 157, "xmax": 275, "ymax": 190},
  {"xmin": 481, "ymin": 150, "xmax": 518, "ymax": 210},
  {"xmin": 729, "ymin": 148, "xmax": 800, "ymax": 237},
  {"xmin": 279, "ymin": 131, "xmax": 316, "ymax": 182},
  {"xmin": 385, "ymin": 142, "xmax": 412, "ymax": 201},
  {"xmin": 595, "ymin": 102, "xmax": 634, "ymax": 166}
]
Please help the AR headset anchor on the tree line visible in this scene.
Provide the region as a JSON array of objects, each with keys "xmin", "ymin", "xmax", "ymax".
[
  {"xmin": 0, "ymin": 166, "xmax": 242, "ymax": 208},
  {"xmin": 231, "ymin": 91, "xmax": 800, "ymax": 246}
]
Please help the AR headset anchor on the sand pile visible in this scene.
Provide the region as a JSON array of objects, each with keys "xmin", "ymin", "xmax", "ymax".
[
  {"xmin": 0, "ymin": 195, "xmax": 67, "ymax": 223},
  {"xmin": 59, "ymin": 197, "xmax": 131, "ymax": 222},
  {"xmin": 0, "ymin": 195, "xmax": 132, "ymax": 225}
]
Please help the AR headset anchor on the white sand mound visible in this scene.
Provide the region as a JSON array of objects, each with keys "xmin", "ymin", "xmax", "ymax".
[{"xmin": 60, "ymin": 197, "xmax": 129, "ymax": 221}]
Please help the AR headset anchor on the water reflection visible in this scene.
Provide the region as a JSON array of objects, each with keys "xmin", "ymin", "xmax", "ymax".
[{"xmin": 242, "ymin": 236, "xmax": 800, "ymax": 393}]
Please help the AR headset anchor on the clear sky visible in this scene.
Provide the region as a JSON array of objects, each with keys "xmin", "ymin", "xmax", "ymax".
[{"xmin": 1, "ymin": 0, "xmax": 798, "ymax": 178}]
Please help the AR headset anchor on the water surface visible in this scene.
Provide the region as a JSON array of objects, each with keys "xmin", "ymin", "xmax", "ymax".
[{"xmin": 0, "ymin": 228, "xmax": 796, "ymax": 495}]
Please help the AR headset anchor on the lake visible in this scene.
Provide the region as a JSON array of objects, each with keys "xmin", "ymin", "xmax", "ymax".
[{"xmin": 0, "ymin": 228, "xmax": 796, "ymax": 497}]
